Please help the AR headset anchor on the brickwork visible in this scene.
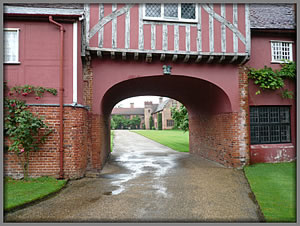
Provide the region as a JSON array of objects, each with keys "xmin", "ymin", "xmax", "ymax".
[
  {"xmin": 189, "ymin": 68, "xmax": 250, "ymax": 168},
  {"xmin": 189, "ymin": 113, "xmax": 244, "ymax": 167},
  {"xmin": 83, "ymin": 57, "xmax": 93, "ymax": 109},
  {"xmin": 238, "ymin": 67, "xmax": 251, "ymax": 165},
  {"xmin": 4, "ymin": 106, "xmax": 89, "ymax": 179}
]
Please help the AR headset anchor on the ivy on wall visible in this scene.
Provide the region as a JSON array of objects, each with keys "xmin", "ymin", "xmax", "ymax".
[
  {"xmin": 247, "ymin": 61, "xmax": 296, "ymax": 99},
  {"xmin": 4, "ymin": 83, "xmax": 57, "ymax": 179}
]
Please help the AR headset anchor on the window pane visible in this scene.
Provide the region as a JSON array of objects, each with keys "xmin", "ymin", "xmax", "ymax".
[
  {"xmin": 280, "ymin": 107, "xmax": 290, "ymax": 123},
  {"xmin": 164, "ymin": 4, "xmax": 178, "ymax": 18},
  {"xmin": 270, "ymin": 125, "xmax": 280, "ymax": 142},
  {"xmin": 280, "ymin": 125, "xmax": 291, "ymax": 142},
  {"xmin": 259, "ymin": 107, "xmax": 269, "ymax": 123},
  {"xmin": 181, "ymin": 3, "xmax": 196, "ymax": 19},
  {"xmin": 250, "ymin": 108, "xmax": 259, "ymax": 124},
  {"xmin": 145, "ymin": 4, "xmax": 161, "ymax": 17},
  {"xmin": 250, "ymin": 125, "xmax": 260, "ymax": 144},
  {"xmin": 4, "ymin": 30, "xmax": 18, "ymax": 62},
  {"xmin": 259, "ymin": 125, "xmax": 270, "ymax": 143},
  {"xmin": 271, "ymin": 41, "xmax": 292, "ymax": 61},
  {"xmin": 269, "ymin": 107, "xmax": 279, "ymax": 123}
]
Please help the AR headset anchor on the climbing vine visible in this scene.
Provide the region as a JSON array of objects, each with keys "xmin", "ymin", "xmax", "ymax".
[
  {"xmin": 4, "ymin": 83, "xmax": 57, "ymax": 179},
  {"xmin": 247, "ymin": 61, "xmax": 296, "ymax": 99}
]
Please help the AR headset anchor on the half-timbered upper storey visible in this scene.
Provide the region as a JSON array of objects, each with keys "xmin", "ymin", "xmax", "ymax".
[{"xmin": 84, "ymin": 3, "xmax": 250, "ymax": 63}]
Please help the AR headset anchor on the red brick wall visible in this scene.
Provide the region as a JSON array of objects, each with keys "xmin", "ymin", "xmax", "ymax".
[
  {"xmin": 189, "ymin": 113, "xmax": 242, "ymax": 167},
  {"xmin": 4, "ymin": 106, "xmax": 90, "ymax": 179},
  {"xmin": 189, "ymin": 67, "xmax": 250, "ymax": 168}
]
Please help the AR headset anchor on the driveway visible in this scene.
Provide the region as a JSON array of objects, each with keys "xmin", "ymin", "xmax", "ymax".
[{"xmin": 5, "ymin": 130, "xmax": 263, "ymax": 222}]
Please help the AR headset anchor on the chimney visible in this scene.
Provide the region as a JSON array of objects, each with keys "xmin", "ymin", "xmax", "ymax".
[
  {"xmin": 130, "ymin": 103, "xmax": 134, "ymax": 108},
  {"xmin": 144, "ymin": 101, "xmax": 153, "ymax": 108},
  {"xmin": 159, "ymin": 97, "xmax": 163, "ymax": 104}
]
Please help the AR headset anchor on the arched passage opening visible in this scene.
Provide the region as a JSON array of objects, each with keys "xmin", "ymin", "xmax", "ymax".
[{"xmin": 89, "ymin": 74, "xmax": 249, "ymax": 171}]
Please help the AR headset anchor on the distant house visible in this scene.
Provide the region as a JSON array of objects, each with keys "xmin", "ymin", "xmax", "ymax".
[
  {"xmin": 111, "ymin": 103, "xmax": 144, "ymax": 129},
  {"xmin": 152, "ymin": 98, "xmax": 180, "ymax": 130},
  {"xmin": 111, "ymin": 98, "xmax": 181, "ymax": 130}
]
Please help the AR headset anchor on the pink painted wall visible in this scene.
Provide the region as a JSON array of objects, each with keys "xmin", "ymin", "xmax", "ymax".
[
  {"xmin": 225, "ymin": 5, "xmax": 234, "ymax": 53},
  {"xmin": 89, "ymin": 4, "xmax": 99, "ymax": 47},
  {"xmin": 201, "ymin": 6, "xmax": 210, "ymax": 52},
  {"xmin": 4, "ymin": 20, "xmax": 75, "ymax": 105},
  {"xmin": 103, "ymin": 4, "xmax": 112, "ymax": 48},
  {"xmin": 91, "ymin": 59, "xmax": 240, "ymax": 115},
  {"xmin": 89, "ymin": 3, "xmax": 248, "ymax": 54},
  {"xmin": 246, "ymin": 32, "xmax": 296, "ymax": 163},
  {"xmin": 77, "ymin": 21, "xmax": 84, "ymax": 105}
]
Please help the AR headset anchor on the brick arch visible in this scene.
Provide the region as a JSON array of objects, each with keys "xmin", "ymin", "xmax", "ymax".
[
  {"xmin": 101, "ymin": 75, "xmax": 233, "ymax": 117},
  {"xmin": 89, "ymin": 73, "xmax": 249, "ymax": 170}
]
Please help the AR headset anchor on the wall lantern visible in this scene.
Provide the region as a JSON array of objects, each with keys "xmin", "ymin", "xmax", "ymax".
[{"xmin": 163, "ymin": 65, "xmax": 172, "ymax": 75}]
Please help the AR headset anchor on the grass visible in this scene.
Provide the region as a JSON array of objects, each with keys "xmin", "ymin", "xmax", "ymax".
[
  {"xmin": 4, "ymin": 176, "xmax": 67, "ymax": 211},
  {"xmin": 131, "ymin": 129, "xmax": 189, "ymax": 152},
  {"xmin": 244, "ymin": 162, "xmax": 296, "ymax": 222},
  {"xmin": 111, "ymin": 130, "xmax": 115, "ymax": 151}
]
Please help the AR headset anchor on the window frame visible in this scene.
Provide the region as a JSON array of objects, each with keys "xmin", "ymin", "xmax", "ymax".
[
  {"xmin": 270, "ymin": 40, "xmax": 293, "ymax": 63},
  {"xmin": 4, "ymin": 28, "xmax": 20, "ymax": 64},
  {"xmin": 143, "ymin": 3, "xmax": 198, "ymax": 23},
  {"xmin": 167, "ymin": 119, "xmax": 174, "ymax": 127},
  {"xmin": 249, "ymin": 106, "xmax": 292, "ymax": 145}
]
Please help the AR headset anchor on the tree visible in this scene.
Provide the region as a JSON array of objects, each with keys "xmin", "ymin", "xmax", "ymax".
[
  {"xmin": 111, "ymin": 115, "xmax": 129, "ymax": 129},
  {"xmin": 171, "ymin": 104, "xmax": 189, "ymax": 132},
  {"xmin": 129, "ymin": 116, "xmax": 141, "ymax": 129},
  {"xmin": 149, "ymin": 115, "xmax": 154, "ymax": 130},
  {"xmin": 158, "ymin": 113, "xmax": 162, "ymax": 130}
]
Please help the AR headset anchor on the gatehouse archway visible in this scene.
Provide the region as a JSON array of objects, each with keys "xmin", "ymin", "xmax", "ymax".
[{"xmin": 87, "ymin": 61, "xmax": 250, "ymax": 170}]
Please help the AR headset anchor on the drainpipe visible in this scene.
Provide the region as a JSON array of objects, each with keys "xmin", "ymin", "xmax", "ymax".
[{"xmin": 49, "ymin": 16, "xmax": 65, "ymax": 179}]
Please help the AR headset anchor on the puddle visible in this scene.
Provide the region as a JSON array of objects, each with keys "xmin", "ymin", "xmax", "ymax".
[{"xmin": 99, "ymin": 174, "xmax": 128, "ymax": 180}]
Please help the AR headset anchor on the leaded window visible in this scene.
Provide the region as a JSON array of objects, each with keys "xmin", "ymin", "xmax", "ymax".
[
  {"xmin": 4, "ymin": 28, "xmax": 20, "ymax": 64},
  {"xmin": 271, "ymin": 41, "xmax": 293, "ymax": 63},
  {"xmin": 144, "ymin": 3, "xmax": 197, "ymax": 22},
  {"xmin": 167, "ymin": 119, "xmax": 174, "ymax": 127},
  {"xmin": 250, "ymin": 106, "xmax": 291, "ymax": 144}
]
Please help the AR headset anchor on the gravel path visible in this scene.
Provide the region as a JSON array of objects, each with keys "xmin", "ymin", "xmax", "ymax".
[{"xmin": 5, "ymin": 130, "xmax": 263, "ymax": 222}]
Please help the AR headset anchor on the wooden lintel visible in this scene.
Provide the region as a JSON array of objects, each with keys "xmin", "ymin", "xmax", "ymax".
[
  {"xmin": 240, "ymin": 55, "xmax": 249, "ymax": 65},
  {"xmin": 229, "ymin": 55, "xmax": 238, "ymax": 63},
  {"xmin": 195, "ymin": 55, "xmax": 202, "ymax": 63},
  {"xmin": 110, "ymin": 51, "xmax": 115, "ymax": 60},
  {"xmin": 134, "ymin": 52, "xmax": 139, "ymax": 61},
  {"xmin": 207, "ymin": 56, "xmax": 214, "ymax": 63},
  {"xmin": 172, "ymin": 54, "xmax": 178, "ymax": 62},
  {"xmin": 122, "ymin": 52, "xmax": 126, "ymax": 61},
  {"xmin": 96, "ymin": 50, "xmax": 102, "ymax": 58},
  {"xmin": 160, "ymin": 53, "xmax": 166, "ymax": 61},
  {"xmin": 218, "ymin": 55, "xmax": 225, "ymax": 63},
  {"xmin": 183, "ymin": 55, "xmax": 190, "ymax": 63},
  {"xmin": 145, "ymin": 53, "xmax": 152, "ymax": 63}
]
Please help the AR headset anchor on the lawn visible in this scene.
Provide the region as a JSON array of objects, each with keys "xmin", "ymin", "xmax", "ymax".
[
  {"xmin": 4, "ymin": 176, "xmax": 67, "ymax": 211},
  {"xmin": 131, "ymin": 129, "xmax": 189, "ymax": 152},
  {"xmin": 244, "ymin": 162, "xmax": 296, "ymax": 222},
  {"xmin": 111, "ymin": 130, "xmax": 115, "ymax": 151}
]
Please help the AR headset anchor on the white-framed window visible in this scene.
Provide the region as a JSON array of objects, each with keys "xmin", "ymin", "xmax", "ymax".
[
  {"xmin": 4, "ymin": 28, "xmax": 20, "ymax": 64},
  {"xmin": 271, "ymin": 41, "xmax": 293, "ymax": 63},
  {"xmin": 143, "ymin": 3, "xmax": 197, "ymax": 23}
]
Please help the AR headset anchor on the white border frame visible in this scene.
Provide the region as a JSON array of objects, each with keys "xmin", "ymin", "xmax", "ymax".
[
  {"xmin": 143, "ymin": 3, "xmax": 198, "ymax": 24},
  {"xmin": 3, "ymin": 28, "xmax": 20, "ymax": 64},
  {"xmin": 270, "ymin": 40, "xmax": 294, "ymax": 63},
  {"xmin": 73, "ymin": 21, "xmax": 78, "ymax": 104}
]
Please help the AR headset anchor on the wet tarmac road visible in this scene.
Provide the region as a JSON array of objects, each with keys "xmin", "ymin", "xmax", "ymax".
[{"xmin": 4, "ymin": 130, "xmax": 263, "ymax": 222}]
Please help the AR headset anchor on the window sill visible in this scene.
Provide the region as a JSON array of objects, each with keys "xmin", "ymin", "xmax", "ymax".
[
  {"xmin": 4, "ymin": 62, "xmax": 21, "ymax": 65},
  {"xmin": 143, "ymin": 18, "xmax": 197, "ymax": 24},
  {"xmin": 271, "ymin": 60, "xmax": 293, "ymax": 64}
]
